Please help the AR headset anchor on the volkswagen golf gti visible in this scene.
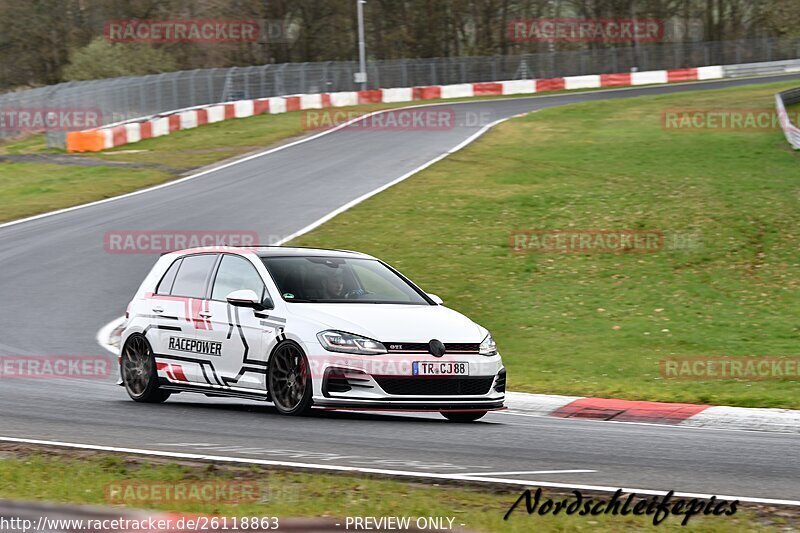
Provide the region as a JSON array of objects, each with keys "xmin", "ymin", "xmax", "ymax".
[{"xmin": 119, "ymin": 246, "xmax": 505, "ymax": 422}]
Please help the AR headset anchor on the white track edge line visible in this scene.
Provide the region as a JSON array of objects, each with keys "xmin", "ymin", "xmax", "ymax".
[
  {"xmin": 457, "ymin": 469, "xmax": 597, "ymax": 476},
  {"xmin": 0, "ymin": 436, "xmax": 797, "ymax": 506}
]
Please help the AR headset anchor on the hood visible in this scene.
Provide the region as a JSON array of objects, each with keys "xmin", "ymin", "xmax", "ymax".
[{"xmin": 286, "ymin": 303, "xmax": 486, "ymax": 343}]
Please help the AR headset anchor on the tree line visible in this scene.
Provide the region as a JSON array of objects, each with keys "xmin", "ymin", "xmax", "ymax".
[{"xmin": 0, "ymin": 0, "xmax": 798, "ymax": 90}]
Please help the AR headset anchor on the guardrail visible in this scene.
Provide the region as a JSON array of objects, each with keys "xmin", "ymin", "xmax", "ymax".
[
  {"xmin": 67, "ymin": 58, "xmax": 800, "ymax": 153},
  {"xmin": 723, "ymin": 58, "xmax": 800, "ymax": 78},
  {"xmin": 776, "ymin": 87, "xmax": 800, "ymax": 150},
  {"xmin": 66, "ymin": 65, "xmax": 727, "ymax": 152}
]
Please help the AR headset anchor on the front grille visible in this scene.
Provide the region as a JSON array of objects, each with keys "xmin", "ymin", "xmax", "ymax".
[
  {"xmin": 384, "ymin": 342, "xmax": 480, "ymax": 353},
  {"xmin": 445, "ymin": 343, "xmax": 481, "ymax": 353},
  {"xmin": 375, "ymin": 377, "xmax": 493, "ymax": 396}
]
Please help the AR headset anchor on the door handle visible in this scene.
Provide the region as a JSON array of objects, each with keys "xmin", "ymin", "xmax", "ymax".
[
  {"xmin": 199, "ymin": 311, "xmax": 212, "ymax": 318},
  {"xmin": 152, "ymin": 306, "xmax": 164, "ymax": 313}
]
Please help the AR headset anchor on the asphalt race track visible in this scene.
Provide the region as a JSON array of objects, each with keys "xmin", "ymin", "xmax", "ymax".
[{"xmin": 1, "ymin": 73, "xmax": 799, "ymax": 504}]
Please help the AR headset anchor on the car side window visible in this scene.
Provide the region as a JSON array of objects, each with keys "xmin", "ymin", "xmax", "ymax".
[
  {"xmin": 211, "ymin": 254, "xmax": 266, "ymax": 301},
  {"xmin": 155, "ymin": 258, "xmax": 182, "ymax": 295},
  {"xmin": 170, "ymin": 254, "xmax": 217, "ymax": 298}
]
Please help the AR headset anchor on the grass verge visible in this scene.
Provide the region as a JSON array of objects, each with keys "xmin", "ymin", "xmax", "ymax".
[
  {"xmin": 290, "ymin": 80, "xmax": 800, "ymax": 408},
  {"xmin": 0, "ymin": 447, "xmax": 792, "ymax": 532}
]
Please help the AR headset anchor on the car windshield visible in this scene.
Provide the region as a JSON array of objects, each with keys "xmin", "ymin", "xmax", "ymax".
[{"xmin": 262, "ymin": 256, "xmax": 430, "ymax": 304}]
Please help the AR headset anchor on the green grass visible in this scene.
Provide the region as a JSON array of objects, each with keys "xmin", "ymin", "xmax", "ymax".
[
  {"xmin": 291, "ymin": 80, "xmax": 800, "ymax": 409},
  {"xmin": 0, "ymin": 162, "xmax": 169, "ymax": 221},
  {"xmin": 0, "ymin": 450, "xmax": 788, "ymax": 532}
]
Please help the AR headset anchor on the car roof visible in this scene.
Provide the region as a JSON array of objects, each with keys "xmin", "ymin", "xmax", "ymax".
[
  {"xmin": 255, "ymin": 246, "xmax": 375, "ymax": 259},
  {"xmin": 163, "ymin": 246, "xmax": 376, "ymax": 260}
]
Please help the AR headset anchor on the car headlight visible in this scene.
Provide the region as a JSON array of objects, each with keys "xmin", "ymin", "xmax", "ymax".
[
  {"xmin": 479, "ymin": 333, "xmax": 498, "ymax": 356},
  {"xmin": 317, "ymin": 330, "xmax": 387, "ymax": 355}
]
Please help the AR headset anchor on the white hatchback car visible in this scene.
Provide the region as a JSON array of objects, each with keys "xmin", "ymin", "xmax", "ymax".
[{"xmin": 119, "ymin": 246, "xmax": 505, "ymax": 421}]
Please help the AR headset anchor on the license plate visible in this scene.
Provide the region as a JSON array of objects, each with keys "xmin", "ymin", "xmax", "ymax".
[{"xmin": 412, "ymin": 361, "xmax": 469, "ymax": 376}]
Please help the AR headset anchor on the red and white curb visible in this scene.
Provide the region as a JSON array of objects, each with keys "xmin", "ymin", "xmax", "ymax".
[
  {"xmin": 67, "ymin": 65, "xmax": 726, "ymax": 152},
  {"xmin": 505, "ymin": 392, "xmax": 800, "ymax": 434}
]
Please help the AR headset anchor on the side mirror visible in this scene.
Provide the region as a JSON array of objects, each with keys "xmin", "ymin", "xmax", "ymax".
[
  {"xmin": 428, "ymin": 293, "xmax": 444, "ymax": 305},
  {"xmin": 227, "ymin": 289, "xmax": 265, "ymax": 310}
]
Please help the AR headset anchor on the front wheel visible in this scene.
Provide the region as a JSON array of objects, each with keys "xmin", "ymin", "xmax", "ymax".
[
  {"xmin": 441, "ymin": 411, "xmax": 487, "ymax": 422},
  {"xmin": 121, "ymin": 334, "xmax": 170, "ymax": 403},
  {"xmin": 268, "ymin": 341, "xmax": 313, "ymax": 415}
]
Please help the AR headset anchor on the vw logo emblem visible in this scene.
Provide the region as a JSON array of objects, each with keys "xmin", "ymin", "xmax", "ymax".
[{"xmin": 428, "ymin": 339, "xmax": 446, "ymax": 357}]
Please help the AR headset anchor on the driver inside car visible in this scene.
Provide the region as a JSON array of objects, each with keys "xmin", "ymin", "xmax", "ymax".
[
  {"xmin": 321, "ymin": 268, "xmax": 365, "ymax": 300},
  {"xmin": 322, "ymin": 269, "xmax": 347, "ymax": 299}
]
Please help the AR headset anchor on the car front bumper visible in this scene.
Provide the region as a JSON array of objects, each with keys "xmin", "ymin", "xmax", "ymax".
[{"xmin": 303, "ymin": 345, "xmax": 506, "ymax": 412}]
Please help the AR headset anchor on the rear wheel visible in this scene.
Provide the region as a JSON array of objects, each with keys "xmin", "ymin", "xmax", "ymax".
[
  {"xmin": 121, "ymin": 334, "xmax": 170, "ymax": 403},
  {"xmin": 268, "ymin": 341, "xmax": 313, "ymax": 415},
  {"xmin": 441, "ymin": 411, "xmax": 487, "ymax": 422}
]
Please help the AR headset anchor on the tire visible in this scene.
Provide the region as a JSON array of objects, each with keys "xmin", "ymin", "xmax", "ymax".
[
  {"xmin": 268, "ymin": 341, "xmax": 313, "ymax": 415},
  {"xmin": 441, "ymin": 411, "xmax": 487, "ymax": 422},
  {"xmin": 121, "ymin": 334, "xmax": 171, "ymax": 403}
]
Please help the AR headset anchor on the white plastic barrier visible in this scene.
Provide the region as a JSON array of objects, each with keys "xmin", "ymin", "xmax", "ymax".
[
  {"xmin": 124, "ymin": 123, "xmax": 141, "ymax": 144},
  {"xmin": 206, "ymin": 106, "xmax": 226, "ymax": 123},
  {"xmin": 381, "ymin": 87, "xmax": 414, "ymax": 103},
  {"xmin": 299, "ymin": 94, "xmax": 323, "ymax": 110},
  {"xmin": 329, "ymin": 92, "xmax": 359, "ymax": 107},
  {"xmin": 268, "ymin": 97, "xmax": 287, "ymax": 114},
  {"xmin": 150, "ymin": 117, "xmax": 170, "ymax": 136},
  {"xmin": 101, "ymin": 129, "xmax": 114, "ymax": 149},
  {"xmin": 233, "ymin": 100, "xmax": 255, "ymax": 117},
  {"xmin": 631, "ymin": 70, "xmax": 669, "ymax": 85},
  {"xmin": 440, "ymin": 83, "xmax": 474, "ymax": 99},
  {"xmin": 564, "ymin": 75, "xmax": 601, "ymax": 90},
  {"xmin": 179, "ymin": 111, "xmax": 198, "ymax": 129},
  {"xmin": 697, "ymin": 65, "xmax": 724, "ymax": 80},
  {"xmin": 500, "ymin": 80, "xmax": 536, "ymax": 95}
]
